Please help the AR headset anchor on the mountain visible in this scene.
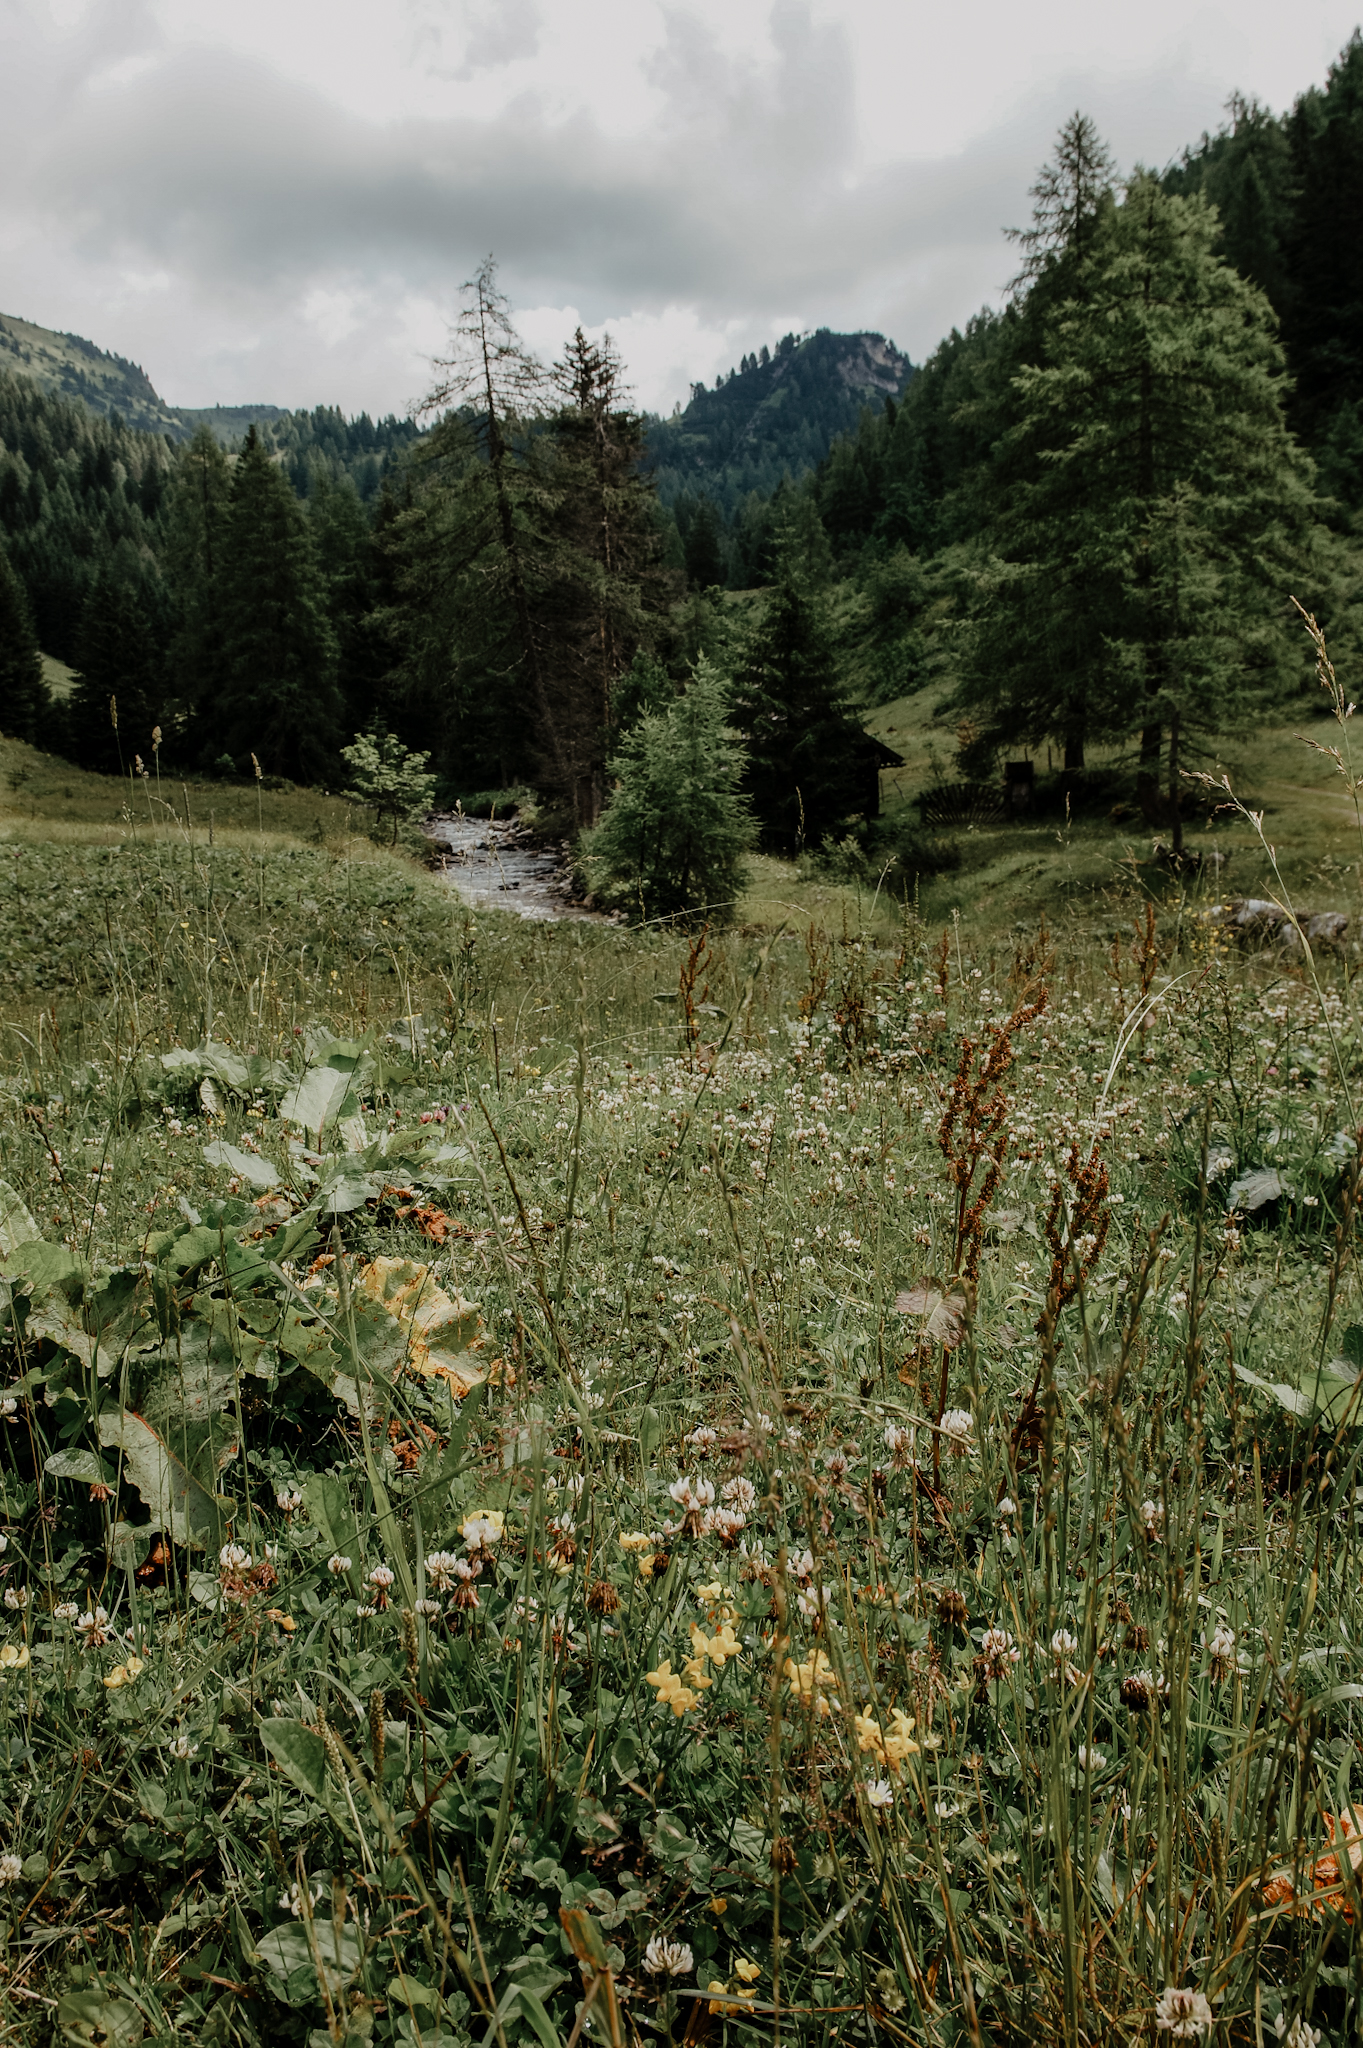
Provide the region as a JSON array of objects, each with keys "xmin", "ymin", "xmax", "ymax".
[
  {"xmin": 0, "ymin": 310, "xmax": 287, "ymax": 442},
  {"xmin": 644, "ymin": 328, "xmax": 913, "ymax": 513}
]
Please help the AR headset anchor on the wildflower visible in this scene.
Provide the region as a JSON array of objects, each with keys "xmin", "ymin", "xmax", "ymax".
[
  {"xmin": 643, "ymin": 1936, "xmax": 693, "ymax": 1977},
  {"xmin": 998, "ymin": 1496, "xmax": 1017, "ymax": 1519},
  {"xmin": 326, "ymin": 1554, "xmax": 352, "ymax": 1576},
  {"xmin": 708, "ymin": 1507, "xmax": 746, "ymax": 1545},
  {"xmin": 52, "ymin": 1602, "xmax": 78, "ymax": 1622},
  {"xmin": 693, "ymin": 1621, "xmax": 742, "ymax": 1668},
  {"xmin": 934, "ymin": 1797, "xmax": 961, "ymax": 1819},
  {"xmin": 1153, "ymin": 1986, "xmax": 1213, "ymax": 2036},
  {"xmin": 681, "ymin": 1653, "xmax": 714, "ymax": 1693},
  {"xmin": 685, "ymin": 1426, "xmax": 717, "ymax": 1454},
  {"xmin": 1122, "ymin": 1671, "xmax": 1155, "ymax": 1713},
  {"xmin": 1077, "ymin": 1745, "xmax": 1105, "ymax": 1771},
  {"xmin": 414, "ymin": 1597, "xmax": 441, "ymax": 1617},
  {"xmin": 103, "ymin": 1657, "xmax": 145, "ymax": 1689},
  {"xmin": 797, "ymin": 1584, "xmax": 833, "ymax": 1622},
  {"xmin": 667, "ymin": 1476, "xmax": 715, "ymax": 1539},
  {"xmin": 883, "ymin": 1423, "xmax": 913, "ymax": 1468},
  {"xmin": 784, "ymin": 1649, "xmax": 837, "ymax": 1712},
  {"xmin": 586, "ymin": 1579, "xmax": 620, "ymax": 1616},
  {"xmin": 367, "ymin": 1564, "xmax": 395, "ymax": 1592},
  {"xmin": 617, "ymin": 1532, "xmax": 654, "ymax": 1553},
  {"xmin": 1275, "ymin": 2014, "xmax": 1322, "ymax": 2048},
  {"xmin": 75, "ymin": 1606, "xmax": 111, "ymax": 1648},
  {"xmin": 866, "ymin": 1778, "xmax": 894, "ymax": 1810},
  {"xmin": 461, "ymin": 1511, "xmax": 505, "ymax": 1560},
  {"xmin": 938, "ymin": 1587, "xmax": 968, "ymax": 1630},
  {"xmin": 423, "ymin": 1550, "xmax": 465, "ymax": 1592},
  {"xmin": 789, "ymin": 1548, "xmax": 815, "ymax": 1583},
  {"xmin": 3, "ymin": 1586, "xmax": 27, "ymax": 1611},
  {"xmin": 0, "ymin": 1644, "xmax": 29, "ymax": 1671},
  {"xmin": 645, "ymin": 1661, "xmax": 700, "ymax": 1716},
  {"xmin": 169, "ymin": 1733, "xmax": 198, "ymax": 1760},
  {"xmin": 448, "ymin": 1560, "xmax": 480, "ymax": 1610},
  {"xmin": 355, "ymin": 1604, "xmax": 378, "ymax": 1619},
  {"xmin": 287, "ymin": 1879, "xmax": 326, "ymax": 1917},
  {"xmin": 219, "ymin": 1543, "xmax": 251, "ymax": 1572},
  {"xmin": 0, "ymin": 1398, "xmax": 17, "ymax": 1419},
  {"xmin": 940, "ymin": 1408, "xmax": 974, "ymax": 1454},
  {"xmin": 547, "ymin": 1516, "xmax": 577, "ymax": 1569},
  {"xmin": 734, "ymin": 1960, "xmax": 761, "ymax": 1984},
  {"xmin": 275, "ymin": 1488, "xmax": 303, "ymax": 1514},
  {"xmin": 1141, "ymin": 1499, "xmax": 1163, "ymax": 1540},
  {"xmin": 1206, "ymin": 1623, "xmax": 1236, "ymax": 1684},
  {"xmin": 1050, "ymin": 1628, "xmax": 1082, "ymax": 1683},
  {"xmin": 721, "ymin": 1476, "xmax": 757, "ymax": 1513},
  {"xmin": 979, "ymin": 1627, "xmax": 1019, "ymax": 1680},
  {"xmin": 0, "ymin": 1535, "xmax": 6, "ymax": 1552},
  {"xmin": 0, "ymin": 1853, "xmax": 21, "ymax": 1883}
]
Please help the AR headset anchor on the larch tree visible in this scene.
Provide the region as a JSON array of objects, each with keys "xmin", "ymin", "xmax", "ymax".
[
  {"xmin": 967, "ymin": 168, "xmax": 1316, "ymax": 842},
  {"xmin": 0, "ymin": 539, "xmax": 50, "ymax": 745}
]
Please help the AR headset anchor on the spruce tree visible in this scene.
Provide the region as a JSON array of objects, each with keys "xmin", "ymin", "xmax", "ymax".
[
  {"xmin": 164, "ymin": 424, "xmax": 231, "ymax": 731},
  {"xmin": 581, "ymin": 656, "xmax": 754, "ymax": 924},
  {"xmin": 683, "ymin": 498, "xmax": 727, "ymax": 590},
  {"xmin": 215, "ymin": 426, "xmax": 341, "ymax": 782},
  {"xmin": 966, "ymin": 169, "xmax": 1316, "ymax": 841},
  {"xmin": 67, "ymin": 574, "xmax": 163, "ymax": 771},
  {"xmin": 730, "ymin": 532, "xmax": 871, "ymax": 852},
  {"xmin": 0, "ymin": 539, "xmax": 50, "ymax": 744}
]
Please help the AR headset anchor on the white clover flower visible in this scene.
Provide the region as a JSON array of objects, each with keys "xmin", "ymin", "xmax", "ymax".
[
  {"xmin": 366, "ymin": 1565, "xmax": 396, "ymax": 1591},
  {"xmin": 3, "ymin": 1586, "xmax": 28, "ymax": 1611},
  {"xmin": 789, "ymin": 1548, "xmax": 815, "ymax": 1584},
  {"xmin": 866, "ymin": 1779, "xmax": 894, "ymax": 1809},
  {"xmin": 286, "ymin": 1879, "xmax": 325, "ymax": 1917},
  {"xmin": 708, "ymin": 1508, "xmax": 746, "ymax": 1545},
  {"xmin": 169, "ymin": 1734, "xmax": 199, "ymax": 1761},
  {"xmin": 1154, "ymin": 1987, "xmax": 1213, "ymax": 2036},
  {"xmin": 1077, "ymin": 1746, "xmax": 1105, "ymax": 1772},
  {"xmin": 940, "ymin": 1408, "xmax": 974, "ymax": 1454},
  {"xmin": 423, "ymin": 1551, "xmax": 463, "ymax": 1592},
  {"xmin": 997, "ymin": 1497, "xmax": 1017, "ymax": 1518},
  {"xmin": 1206, "ymin": 1623, "xmax": 1236, "ymax": 1683},
  {"xmin": 218, "ymin": 1543, "xmax": 251, "ymax": 1572},
  {"xmin": 326, "ymin": 1554, "xmax": 352, "ymax": 1575},
  {"xmin": 414, "ymin": 1597, "xmax": 442, "ymax": 1617},
  {"xmin": 796, "ymin": 1584, "xmax": 833, "ymax": 1622},
  {"xmin": 0, "ymin": 1399, "xmax": 18, "ymax": 1419},
  {"xmin": 0, "ymin": 1535, "xmax": 7, "ymax": 1553},
  {"xmin": 355, "ymin": 1603, "xmax": 378, "ymax": 1619},
  {"xmin": 0, "ymin": 1853, "xmax": 21, "ymax": 1883},
  {"xmin": 979, "ymin": 1627, "xmax": 1019, "ymax": 1679},
  {"xmin": 1275, "ymin": 2013, "xmax": 1322, "ymax": 2048},
  {"xmin": 460, "ymin": 1511, "xmax": 505, "ymax": 1552},
  {"xmin": 275, "ymin": 1488, "xmax": 303, "ymax": 1514},
  {"xmin": 722, "ymin": 1476, "xmax": 757, "ymax": 1513},
  {"xmin": 52, "ymin": 1602, "xmax": 78, "ymax": 1622},
  {"xmin": 1141, "ymin": 1500, "xmax": 1163, "ymax": 1539},
  {"xmin": 933, "ymin": 1798, "xmax": 962, "ymax": 1819},
  {"xmin": 74, "ymin": 1606, "xmax": 111, "ymax": 1647},
  {"xmin": 643, "ymin": 1936, "xmax": 694, "ymax": 1977}
]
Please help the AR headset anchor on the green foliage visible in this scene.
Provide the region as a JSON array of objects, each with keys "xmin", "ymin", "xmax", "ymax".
[
  {"xmin": 214, "ymin": 427, "xmax": 343, "ymax": 782},
  {"xmin": 341, "ymin": 729, "xmax": 437, "ymax": 843},
  {"xmin": 0, "ymin": 535, "xmax": 49, "ymax": 743},
  {"xmin": 67, "ymin": 573, "xmax": 166, "ymax": 772},
  {"xmin": 580, "ymin": 655, "xmax": 754, "ymax": 921}
]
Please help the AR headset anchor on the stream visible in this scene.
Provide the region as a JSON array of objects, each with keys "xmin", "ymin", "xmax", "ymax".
[{"xmin": 427, "ymin": 813, "xmax": 602, "ymax": 922}]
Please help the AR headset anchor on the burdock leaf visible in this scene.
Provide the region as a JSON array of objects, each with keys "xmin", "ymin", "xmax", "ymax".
[{"xmin": 894, "ymin": 1282, "xmax": 967, "ymax": 1349}]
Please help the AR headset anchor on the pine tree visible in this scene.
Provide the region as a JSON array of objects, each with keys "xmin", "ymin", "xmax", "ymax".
[
  {"xmin": 67, "ymin": 574, "xmax": 163, "ymax": 771},
  {"xmin": 966, "ymin": 170, "xmax": 1317, "ymax": 845},
  {"xmin": 541, "ymin": 328, "xmax": 676, "ymax": 824},
  {"xmin": 164, "ymin": 424, "xmax": 232, "ymax": 732},
  {"xmin": 215, "ymin": 426, "xmax": 341, "ymax": 781},
  {"xmin": 581, "ymin": 656, "xmax": 754, "ymax": 924},
  {"xmin": 683, "ymin": 498, "xmax": 727, "ymax": 590},
  {"xmin": 730, "ymin": 532, "xmax": 871, "ymax": 853},
  {"xmin": 1284, "ymin": 35, "xmax": 1363, "ymax": 480},
  {"xmin": 0, "ymin": 539, "xmax": 50, "ymax": 744}
]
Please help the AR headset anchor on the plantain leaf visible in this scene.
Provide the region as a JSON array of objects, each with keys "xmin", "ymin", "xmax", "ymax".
[{"xmin": 98, "ymin": 1408, "xmax": 236, "ymax": 1548}]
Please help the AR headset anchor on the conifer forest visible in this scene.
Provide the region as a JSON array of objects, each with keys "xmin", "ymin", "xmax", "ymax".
[{"xmin": 5, "ymin": 36, "xmax": 1363, "ymax": 2048}]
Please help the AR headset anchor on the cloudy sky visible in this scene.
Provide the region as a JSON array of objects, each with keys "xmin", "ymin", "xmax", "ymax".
[{"xmin": 4, "ymin": 0, "xmax": 1360, "ymax": 418}]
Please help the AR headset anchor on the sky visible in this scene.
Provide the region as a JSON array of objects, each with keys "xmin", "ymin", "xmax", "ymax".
[{"xmin": 3, "ymin": 0, "xmax": 1360, "ymax": 419}]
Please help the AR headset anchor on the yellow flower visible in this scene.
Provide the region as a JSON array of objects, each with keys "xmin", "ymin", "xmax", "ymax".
[
  {"xmin": 707, "ymin": 1898, "xmax": 729, "ymax": 1916},
  {"xmin": 706, "ymin": 1980, "xmax": 730, "ymax": 2015},
  {"xmin": 0, "ymin": 1644, "xmax": 28, "ymax": 1671},
  {"xmin": 638, "ymin": 1553, "xmax": 664, "ymax": 1581},
  {"xmin": 854, "ymin": 1707, "xmax": 886, "ymax": 1759},
  {"xmin": 882, "ymin": 1708, "xmax": 922, "ymax": 1765},
  {"xmin": 785, "ymin": 1648, "xmax": 838, "ymax": 1709},
  {"xmin": 692, "ymin": 1620, "xmax": 743, "ymax": 1670},
  {"xmin": 696, "ymin": 1580, "xmax": 724, "ymax": 1600},
  {"xmin": 734, "ymin": 1960, "xmax": 761, "ymax": 1984},
  {"xmin": 618, "ymin": 1532, "xmax": 654, "ymax": 1553},
  {"xmin": 682, "ymin": 1655, "xmax": 714, "ymax": 1692},
  {"xmin": 645, "ymin": 1661, "xmax": 700, "ymax": 1716}
]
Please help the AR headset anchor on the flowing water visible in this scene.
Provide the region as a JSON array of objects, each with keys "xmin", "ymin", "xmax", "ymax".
[{"xmin": 427, "ymin": 813, "xmax": 601, "ymax": 922}]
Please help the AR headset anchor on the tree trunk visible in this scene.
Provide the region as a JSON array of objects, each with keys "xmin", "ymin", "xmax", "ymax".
[
  {"xmin": 1167, "ymin": 706, "xmax": 1182, "ymax": 856},
  {"xmin": 1140, "ymin": 723, "xmax": 1161, "ymax": 765},
  {"xmin": 1063, "ymin": 728, "xmax": 1085, "ymax": 771}
]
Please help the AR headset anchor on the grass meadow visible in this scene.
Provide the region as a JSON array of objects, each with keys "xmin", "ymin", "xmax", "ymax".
[{"xmin": 1, "ymin": 713, "xmax": 1362, "ymax": 2047}]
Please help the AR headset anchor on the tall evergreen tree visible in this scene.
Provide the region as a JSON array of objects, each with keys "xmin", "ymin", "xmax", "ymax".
[
  {"xmin": 1283, "ymin": 34, "xmax": 1363, "ymax": 475},
  {"xmin": 164, "ymin": 423, "xmax": 231, "ymax": 733},
  {"xmin": 965, "ymin": 169, "xmax": 1316, "ymax": 845},
  {"xmin": 214, "ymin": 426, "xmax": 341, "ymax": 781},
  {"xmin": 0, "ymin": 539, "xmax": 50, "ymax": 744},
  {"xmin": 68, "ymin": 574, "xmax": 164, "ymax": 771},
  {"xmin": 582, "ymin": 656, "xmax": 754, "ymax": 924},
  {"xmin": 683, "ymin": 498, "xmax": 727, "ymax": 590},
  {"xmin": 730, "ymin": 531, "xmax": 872, "ymax": 852}
]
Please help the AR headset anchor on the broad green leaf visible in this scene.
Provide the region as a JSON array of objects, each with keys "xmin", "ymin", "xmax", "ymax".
[
  {"xmin": 44, "ymin": 1448, "xmax": 114, "ymax": 1485},
  {"xmin": 260, "ymin": 1717, "xmax": 330, "ymax": 1801},
  {"xmin": 57, "ymin": 1990, "xmax": 146, "ymax": 2046},
  {"xmin": 202, "ymin": 1140, "xmax": 282, "ymax": 1189},
  {"xmin": 257, "ymin": 1921, "xmax": 361, "ymax": 1998},
  {"xmin": 7, "ymin": 1239, "xmax": 86, "ymax": 1298},
  {"xmin": 279, "ymin": 1058, "xmax": 363, "ymax": 1140},
  {"xmin": 0, "ymin": 1178, "xmax": 38, "ymax": 1256},
  {"xmin": 98, "ymin": 1408, "xmax": 235, "ymax": 1547}
]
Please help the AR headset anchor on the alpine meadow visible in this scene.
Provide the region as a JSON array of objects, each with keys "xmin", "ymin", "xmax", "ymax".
[{"xmin": 11, "ymin": 35, "xmax": 1363, "ymax": 2048}]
